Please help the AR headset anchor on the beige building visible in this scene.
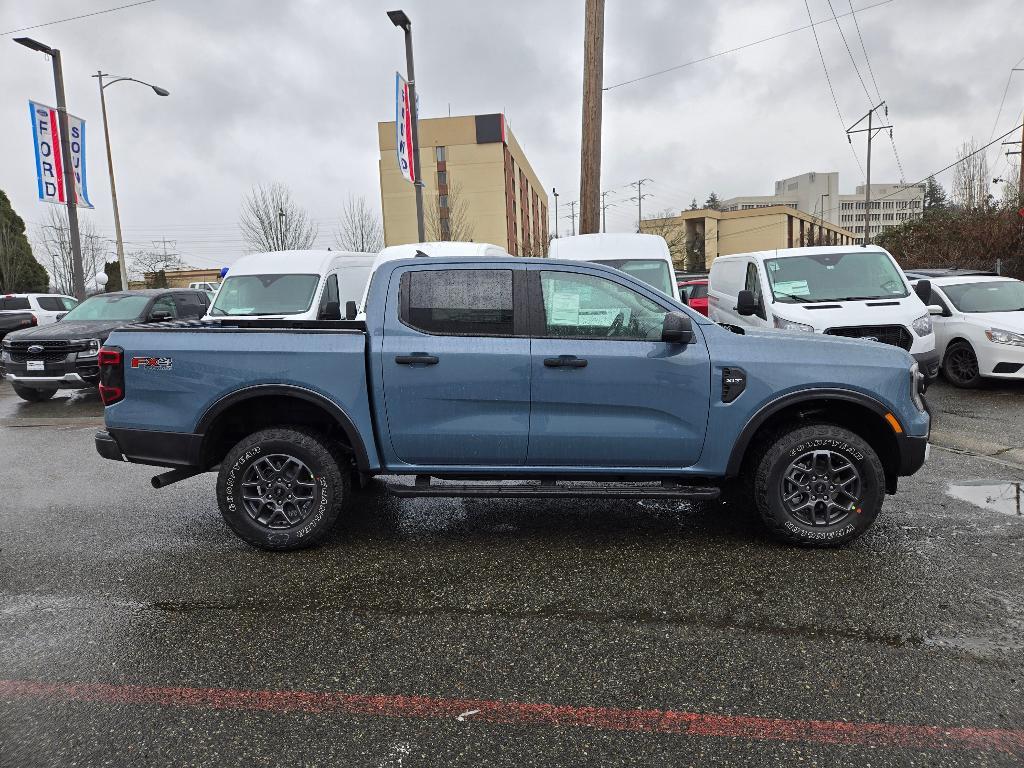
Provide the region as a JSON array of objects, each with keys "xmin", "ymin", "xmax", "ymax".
[
  {"xmin": 130, "ymin": 267, "xmax": 221, "ymax": 290},
  {"xmin": 640, "ymin": 206, "xmax": 858, "ymax": 269},
  {"xmin": 377, "ymin": 113, "xmax": 547, "ymax": 255}
]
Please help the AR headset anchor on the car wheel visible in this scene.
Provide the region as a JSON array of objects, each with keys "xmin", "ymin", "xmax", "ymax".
[
  {"xmin": 753, "ymin": 424, "xmax": 884, "ymax": 548},
  {"xmin": 11, "ymin": 383, "xmax": 57, "ymax": 402},
  {"xmin": 216, "ymin": 427, "xmax": 348, "ymax": 551},
  {"xmin": 943, "ymin": 341, "xmax": 982, "ymax": 388}
]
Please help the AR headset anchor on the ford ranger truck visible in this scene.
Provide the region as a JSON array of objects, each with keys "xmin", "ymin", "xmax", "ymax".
[{"xmin": 94, "ymin": 256, "xmax": 929, "ymax": 551}]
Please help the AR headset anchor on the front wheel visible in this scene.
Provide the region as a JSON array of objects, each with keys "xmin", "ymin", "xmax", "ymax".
[
  {"xmin": 216, "ymin": 427, "xmax": 349, "ymax": 551},
  {"xmin": 11, "ymin": 383, "xmax": 57, "ymax": 402},
  {"xmin": 753, "ymin": 425, "xmax": 885, "ymax": 547},
  {"xmin": 943, "ymin": 341, "xmax": 982, "ymax": 388}
]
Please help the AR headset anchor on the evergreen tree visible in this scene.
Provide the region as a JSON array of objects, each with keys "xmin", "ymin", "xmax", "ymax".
[
  {"xmin": 103, "ymin": 260, "xmax": 122, "ymax": 292},
  {"xmin": 688, "ymin": 198, "xmax": 699, "ymax": 210},
  {"xmin": 0, "ymin": 189, "xmax": 49, "ymax": 292},
  {"xmin": 923, "ymin": 175, "xmax": 948, "ymax": 214},
  {"xmin": 704, "ymin": 192, "xmax": 722, "ymax": 210}
]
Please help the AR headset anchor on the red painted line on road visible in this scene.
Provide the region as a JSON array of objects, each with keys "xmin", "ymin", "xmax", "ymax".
[{"xmin": 1, "ymin": 679, "xmax": 1021, "ymax": 755}]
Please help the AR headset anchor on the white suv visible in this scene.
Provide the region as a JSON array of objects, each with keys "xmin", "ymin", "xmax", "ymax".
[
  {"xmin": 916, "ymin": 275, "xmax": 1024, "ymax": 387},
  {"xmin": 0, "ymin": 293, "xmax": 78, "ymax": 325}
]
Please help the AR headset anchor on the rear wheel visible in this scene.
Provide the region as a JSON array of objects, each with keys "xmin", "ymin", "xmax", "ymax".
[
  {"xmin": 11, "ymin": 383, "xmax": 57, "ymax": 402},
  {"xmin": 216, "ymin": 427, "xmax": 348, "ymax": 551},
  {"xmin": 943, "ymin": 341, "xmax": 982, "ymax": 388},
  {"xmin": 753, "ymin": 424, "xmax": 884, "ymax": 547}
]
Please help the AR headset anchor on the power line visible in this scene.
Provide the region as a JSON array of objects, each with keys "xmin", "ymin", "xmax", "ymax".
[
  {"xmin": 603, "ymin": 0, "xmax": 893, "ymax": 91},
  {"xmin": 825, "ymin": 0, "xmax": 874, "ymax": 104},
  {"xmin": 1, "ymin": 0, "xmax": 159, "ymax": 36},
  {"xmin": 802, "ymin": 0, "xmax": 867, "ymax": 180}
]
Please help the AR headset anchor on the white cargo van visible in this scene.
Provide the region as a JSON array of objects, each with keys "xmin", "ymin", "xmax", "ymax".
[
  {"xmin": 547, "ymin": 233, "xmax": 681, "ymax": 301},
  {"xmin": 708, "ymin": 245, "xmax": 939, "ymax": 377},
  {"xmin": 206, "ymin": 250, "xmax": 374, "ymax": 321}
]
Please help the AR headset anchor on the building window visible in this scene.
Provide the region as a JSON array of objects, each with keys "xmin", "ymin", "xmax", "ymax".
[
  {"xmin": 437, "ymin": 171, "xmax": 446, "ymax": 186},
  {"xmin": 439, "ymin": 195, "xmax": 448, "ymax": 209},
  {"xmin": 435, "ymin": 146, "xmax": 446, "ymax": 162}
]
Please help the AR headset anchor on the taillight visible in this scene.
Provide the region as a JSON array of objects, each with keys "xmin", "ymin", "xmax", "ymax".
[{"xmin": 98, "ymin": 346, "xmax": 124, "ymax": 406}]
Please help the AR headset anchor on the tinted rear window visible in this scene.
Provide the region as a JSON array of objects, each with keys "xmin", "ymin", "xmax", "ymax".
[
  {"xmin": 36, "ymin": 297, "xmax": 76, "ymax": 311},
  {"xmin": 401, "ymin": 269, "xmax": 514, "ymax": 336},
  {"xmin": 0, "ymin": 297, "xmax": 30, "ymax": 310}
]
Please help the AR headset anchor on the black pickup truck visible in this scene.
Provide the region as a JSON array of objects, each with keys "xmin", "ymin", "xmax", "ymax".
[{"xmin": 0, "ymin": 312, "xmax": 36, "ymax": 342}]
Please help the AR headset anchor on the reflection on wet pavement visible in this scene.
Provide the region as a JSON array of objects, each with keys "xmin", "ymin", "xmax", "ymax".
[{"xmin": 947, "ymin": 479, "xmax": 1024, "ymax": 517}]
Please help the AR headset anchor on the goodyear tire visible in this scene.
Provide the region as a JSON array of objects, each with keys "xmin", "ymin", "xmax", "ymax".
[
  {"xmin": 753, "ymin": 424, "xmax": 884, "ymax": 548},
  {"xmin": 12, "ymin": 383, "xmax": 57, "ymax": 402},
  {"xmin": 216, "ymin": 427, "xmax": 348, "ymax": 551}
]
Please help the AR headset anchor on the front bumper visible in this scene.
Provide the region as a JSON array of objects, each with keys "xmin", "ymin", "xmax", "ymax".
[
  {"xmin": 1, "ymin": 355, "xmax": 100, "ymax": 388},
  {"xmin": 897, "ymin": 433, "xmax": 929, "ymax": 476},
  {"xmin": 912, "ymin": 348, "xmax": 940, "ymax": 380}
]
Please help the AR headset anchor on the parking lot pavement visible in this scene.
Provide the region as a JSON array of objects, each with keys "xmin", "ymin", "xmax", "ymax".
[
  {"xmin": 1, "ymin": 385, "xmax": 1023, "ymax": 766},
  {"xmin": 927, "ymin": 378, "xmax": 1024, "ymax": 466}
]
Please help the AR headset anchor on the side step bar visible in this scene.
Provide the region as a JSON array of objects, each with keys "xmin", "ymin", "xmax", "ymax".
[{"xmin": 386, "ymin": 477, "xmax": 720, "ymax": 500}]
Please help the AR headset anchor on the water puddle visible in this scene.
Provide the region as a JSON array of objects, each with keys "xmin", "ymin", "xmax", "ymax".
[{"xmin": 947, "ymin": 480, "xmax": 1024, "ymax": 518}]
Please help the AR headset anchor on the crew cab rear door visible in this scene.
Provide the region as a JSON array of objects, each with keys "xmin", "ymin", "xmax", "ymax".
[
  {"xmin": 526, "ymin": 265, "xmax": 710, "ymax": 467},
  {"xmin": 380, "ymin": 264, "xmax": 530, "ymax": 466}
]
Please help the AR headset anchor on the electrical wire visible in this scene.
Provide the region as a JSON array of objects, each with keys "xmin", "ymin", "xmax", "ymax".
[
  {"xmin": 1, "ymin": 0, "xmax": 158, "ymax": 36},
  {"xmin": 825, "ymin": 0, "xmax": 874, "ymax": 104}
]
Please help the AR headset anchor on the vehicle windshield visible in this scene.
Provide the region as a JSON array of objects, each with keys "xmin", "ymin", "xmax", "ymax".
[
  {"xmin": 589, "ymin": 259, "xmax": 674, "ymax": 297},
  {"xmin": 339, "ymin": 266, "xmax": 373, "ymax": 306},
  {"xmin": 766, "ymin": 251, "xmax": 909, "ymax": 303},
  {"xmin": 61, "ymin": 295, "xmax": 150, "ymax": 322},
  {"xmin": 941, "ymin": 280, "xmax": 1024, "ymax": 313},
  {"xmin": 209, "ymin": 274, "xmax": 320, "ymax": 316}
]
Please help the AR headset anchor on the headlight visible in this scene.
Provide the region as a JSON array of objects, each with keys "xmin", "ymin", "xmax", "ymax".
[
  {"xmin": 773, "ymin": 316, "xmax": 814, "ymax": 332},
  {"xmin": 910, "ymin": 362, "xmax": 926, "ymax": 411},
  {"xmin": 985, "ymin": 328, "xmax": 1024, "ymax": 347},
  {"xmin": 75, "ymin": 339, "xmax": 102, "ymax": 357},
  {"xmin": 911, "ymin": 313, "xmax": 932, "ymax": 337}
]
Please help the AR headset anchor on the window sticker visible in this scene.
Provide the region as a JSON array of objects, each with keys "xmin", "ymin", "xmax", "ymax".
[
  {"xmin": 549, "ymin": 292, "xmax": 580, "ymax": 326},
  {"xmin": 772, "ymin": 279, "xmax": 810, "ymax": 296}
]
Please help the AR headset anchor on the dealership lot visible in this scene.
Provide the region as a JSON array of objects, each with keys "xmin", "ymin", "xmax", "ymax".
[{"xmin": 1, "ymin": 381, "xmax": 1022, "ymax": 766}]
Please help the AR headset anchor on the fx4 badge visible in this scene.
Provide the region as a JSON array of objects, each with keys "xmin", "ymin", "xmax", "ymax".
[{"xmin": 131, "ymin": 356, "xmax": 173, "ymax": 370}]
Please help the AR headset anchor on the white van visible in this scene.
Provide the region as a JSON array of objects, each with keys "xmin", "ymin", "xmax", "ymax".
[
  {"xmin": 708, "ymin": 245, "xmax": 939, "ymax": 377},
  {"xmin": 548, "ymin": 233, "xmax": 681, "ymax": 301},
  {"xmin": 206, "ymin": 250, "xmax": 374, "ymax": 321}
]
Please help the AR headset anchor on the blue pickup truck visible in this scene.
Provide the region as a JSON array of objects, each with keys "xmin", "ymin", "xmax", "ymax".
[{"xmin": 94, "ymin": 256, "xmax": 929, "ymax": 550}]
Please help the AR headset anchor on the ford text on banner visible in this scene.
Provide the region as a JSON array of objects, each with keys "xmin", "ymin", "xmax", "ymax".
[
  {"xmin": 394, "ymin": 72, "xmax": 415, "ymax": 184},
  {"xmin": 28, "ymin": 100, "xmax": 93, "ymax": 209}
]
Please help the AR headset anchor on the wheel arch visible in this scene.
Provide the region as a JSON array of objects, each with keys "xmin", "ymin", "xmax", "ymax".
[
  {"xmin": 196, "ymin": 385, "xmax": 369, "ymax": 472},
  {"xmin": 726, "ymin": 389, "xmax": 902, "ymax": 493}
]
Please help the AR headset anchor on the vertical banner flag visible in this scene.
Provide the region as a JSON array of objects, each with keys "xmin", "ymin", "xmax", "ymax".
[
  {"xmin": 28, "ymin": 100, "xmax": 93, "ymax": 209},
  {"xmin": 394, "ymin": 72, "xmax": 415, "ymax": 184}
]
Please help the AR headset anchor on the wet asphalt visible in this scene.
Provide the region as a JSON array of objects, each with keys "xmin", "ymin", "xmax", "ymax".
[{"xmin": 1, "ymin": 381, "xmax": 1023, "ymax": 767}]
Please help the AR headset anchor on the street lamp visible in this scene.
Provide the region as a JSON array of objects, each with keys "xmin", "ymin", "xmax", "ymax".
[
  {"xmin": 14, "ymin": 37, "xmax": 86, "ymax": 299},
  {"xmin": 387, "ymin": 9, "xmax": 425, "ymax": 242},
  {"xmin": 93, "ymin": 71, "xmax": 169, "ymax": 291},
  {"xmin": 553, "ymin": 187, "xmax": 559, "ymax": 238}
]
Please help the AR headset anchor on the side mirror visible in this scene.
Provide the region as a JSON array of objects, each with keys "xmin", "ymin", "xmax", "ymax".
[
  {"xmin": 662, "ymin": 311, "xmax": 693, "ymax": 344},
  {"xmin": 914, "ymin": 279, "xmax": 931, "ymax": 303},
  {"xmin": 345, "ymin": 300, "xmax": 358, "ymax": 320},
  {"xmin": 149, "ymin": 311, "xmax": 172, "ymax": 322},
  {"xmin": 322, "ymin": 301, "xmax": 341, "ymax": 321},
  {"xmin": 677, "ymin": 291, "xmax": 689, "ymax": 307},
  {"xmin": 927, "ymin": 304, "xmax": 944, "ymax": 316},
  {"xmin": 735, "ymin": 289, "xmax": 758, "ymax": 317}
]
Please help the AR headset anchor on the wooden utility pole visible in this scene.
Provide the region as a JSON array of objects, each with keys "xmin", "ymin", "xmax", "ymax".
[{"xmin": 578, "ymin": 0, "xmax": 605, "ymax": 235}]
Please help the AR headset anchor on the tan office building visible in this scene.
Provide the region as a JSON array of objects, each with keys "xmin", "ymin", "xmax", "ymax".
[
  {"xmin": 377, "ymin": 113, "xmax": 547, "ymax": 255},
  {"xmin": 640, "ymin": 206, "xmax": 858, "ymax": 269}
]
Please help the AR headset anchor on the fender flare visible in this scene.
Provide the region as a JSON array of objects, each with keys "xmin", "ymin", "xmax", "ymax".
[
  {"xmin": 196, "ymin": 384, "xmax": 370, "ymax": 471},
  {"xmin": 725, "ymin": 388, "xmax": 893, "ymax": 477}
]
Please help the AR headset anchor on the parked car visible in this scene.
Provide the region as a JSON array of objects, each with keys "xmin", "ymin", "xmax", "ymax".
[
  {"xmin": 189, "ymin": 281, "xmax": 221, "ymax": 292},
  {"xmin": 913, "ymin": 275, "xmax": 1024, "ymax": 387},
  {"xmin": 549, "ymin": 233, "xmax": 682, "ymax": 301},
  {"xmin": 0, "ymin": 293, "xmax": 78, "ymax": 325},
  {"xmin": 206, "ymin": 250, "xmax": 374, "ymax": 321},
  {"xmin": 903, "ymin": 269, "xmax": 998, "ymax": 280},
  {"xmin": 0, "ymin": 312, "xmax": 36, "ymax": 342},
  {"xmin": 678, "ymin": 279, "xmax": 709, "ymax": 316},
  {"xmin": 708, "ymin": 245, "xmax": 940, "ymax": 379},
  {"xmin": 95, "ymin": 255, "xmax": 929, "ymax": 552},
  {"xmin": 1, "ymin": 288, "xmax": 209, "ymax": 402}
]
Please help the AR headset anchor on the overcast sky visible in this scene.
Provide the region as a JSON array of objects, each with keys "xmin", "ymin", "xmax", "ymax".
[{"xmin": 1, "ymin": 0, "xmax": 1022, "ymax": 270}]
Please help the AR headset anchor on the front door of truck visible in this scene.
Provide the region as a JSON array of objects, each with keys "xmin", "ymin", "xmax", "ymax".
[
  {"xmin": 527, "ymin": 266, "xmax": 710, "ymax": 467},
  {"xmin": 381, "ymin": 265, "xmax": 530, "ymax": 466}
]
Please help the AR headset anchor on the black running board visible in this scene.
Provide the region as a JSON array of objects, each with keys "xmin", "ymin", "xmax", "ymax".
[{"xmin": 386, "ymin": 478, "xmax": 720, "ymax": 500}]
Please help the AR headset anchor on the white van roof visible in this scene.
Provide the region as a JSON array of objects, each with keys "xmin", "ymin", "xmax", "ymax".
[
  {"xmin": 226, "ymin": 249, "xmax": 375, "ymax": 276},
  {"xmin": 373, "ymin": 241, "xmax": 508, "ymax": 266},
  {"xmin": 714, "ymin": 244, "xmax": 889, "ymax": 262},
  {"xmin": 548, "ymin": 233, "xmax": 671, "ymax": 261}
]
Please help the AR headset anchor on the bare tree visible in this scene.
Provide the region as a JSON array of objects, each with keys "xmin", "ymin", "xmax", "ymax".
[
  {"xmin": 426, "ymin": 180, "xmax": 474, "ymax": 242},
  {"xmin": 129, "ymin": 240, "xmax": 187, "ymax": 286},
  {"xmin": 0, "ymin": 223, "xmax": 22, "ymax": 292},
  {"xmin": 239, "ymin": 183, "xmax": 318, "ymax": 253},
  {"xmin": 335, "ymin": 195, "xmax": 384, "ymax": 253},
  {"xmin": 952, "ymin": 139, "xmax": 990, "ymax": 209},
  {"xmin": 37, "ymin": 207, "xmax": 107, "ymax": 294},
  {"xmin": 640, "ymin": 209, "xmax": 689, "ymax": 268}
]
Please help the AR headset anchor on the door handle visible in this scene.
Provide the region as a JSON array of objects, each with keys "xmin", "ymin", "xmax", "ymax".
[
  {"xmin": 544, "ymin": 355, "xmax": 587, "ymax": 368},
  {"xmin": 395, "ymin": 354, "xmax": 439, "ymax": 366}
]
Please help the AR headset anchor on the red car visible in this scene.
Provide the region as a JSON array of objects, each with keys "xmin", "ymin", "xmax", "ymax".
[{"xmin": 678, "ymin": 279, "xmax": 709, "ymax": 316}]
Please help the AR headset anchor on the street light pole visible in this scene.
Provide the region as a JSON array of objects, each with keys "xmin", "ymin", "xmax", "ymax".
[
  {"xmin": 15, "ymin": 37, "xmax": 85, "ymax": 299},
  {"xmin": 552, "ymin": 187, "xmax": 559, "ymax": 238},
  {"xmin": 94, "ymin": 71, "xmax": 169, "ymax": 291},
  {"xmin": 388, "ymin": 10, "xmax": 425, "ymax": 242}
]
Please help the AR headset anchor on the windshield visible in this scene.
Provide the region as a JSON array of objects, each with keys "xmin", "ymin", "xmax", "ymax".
[
  {"xmin": 589, "ymin": 259, "xmax": 674, "ymax": 297},
  {"xmin": 61, "ymin": 295, "xmax": 150, "ymax": 322},
  {"xmin": 766, "ymin": 251, "xmax": 909, "ymax": 303},
  {"xmin": 339, "ymin": 266, "xmax": 373, "ymax": 306},
  {"xmin": 210, "ymin": 274, "xmax": 320, "ymax": 316},
  {"xmin": 941, "ymin": 280, "xmax": 1024, "ymax": 313}
]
